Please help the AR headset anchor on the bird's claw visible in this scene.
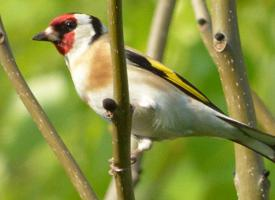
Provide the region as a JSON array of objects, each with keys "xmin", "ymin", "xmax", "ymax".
[
  {"xmin": 130, "ymin": 153, "xmax": 138, "ymax": 164},
  {"xmin": 105, "ymin": 110, "xmax": 114, "ymax": 119},
  {"xmin": 108, "ymin": 157, "xmax": 129, "ymax": 175}
]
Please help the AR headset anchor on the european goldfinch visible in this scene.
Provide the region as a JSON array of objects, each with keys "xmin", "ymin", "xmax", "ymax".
[{"xmin": 33, "ymin": 13, "xmax": 275, "ymax": 162}]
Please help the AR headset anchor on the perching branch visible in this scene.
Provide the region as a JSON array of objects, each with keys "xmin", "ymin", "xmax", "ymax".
[
  {"xmin": 104, "ymin": 1, "xmax": 176, "ymax": 199},
  {"xmin": 192, "ymin": 0, "xmax": 269, "ymax": 199},
  {"xmin": 104, "ymin": 136, "xmax": 139, "ymax": 200},
  {"xmin": 0, "ymin": 17, "xmax": 98, "ymax": 200},
  {"xmin": 107, "ymin": 1, "xmax": 135, "ymax": 200}
]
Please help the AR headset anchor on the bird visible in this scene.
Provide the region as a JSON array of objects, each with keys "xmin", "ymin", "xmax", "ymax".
[{"xmin": 33, "ymin": 13, "xmax": 275, "ymax": 162}]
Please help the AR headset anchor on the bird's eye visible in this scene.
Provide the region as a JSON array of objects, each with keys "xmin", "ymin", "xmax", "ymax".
[
  {"xmin": 53, "ymin": 19, "xmax": 77, "ymax": 35},
  {"xmin": 64, "ymin": 20, "xmax": 77, "ymax": 31}
]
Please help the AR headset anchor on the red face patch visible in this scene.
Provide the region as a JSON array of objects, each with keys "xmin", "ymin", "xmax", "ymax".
[
  {"xmin": 50, "ymin": 13, "xmax": 75, "ymax": 26},
  {"xmin": 54, "ymin": 31, "xmax": 75, "ymax": 55},
  {"xmin": 49, "ymin": 14, "xmax": 77, "ymax": 55}
]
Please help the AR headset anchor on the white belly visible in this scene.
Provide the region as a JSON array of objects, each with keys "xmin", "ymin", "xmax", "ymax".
[{"xmin": 69, "ymin": 63, "xmax": 225, "ymax": 140}]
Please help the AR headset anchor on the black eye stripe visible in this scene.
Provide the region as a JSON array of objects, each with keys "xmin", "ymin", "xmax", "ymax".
[
  {"xmin": 54, "ymin": 20, "xmax": 77, "ymax": 35},
  {"xmin": 64, "ymin": 20, "xmax": 76, "ymax": 29}
]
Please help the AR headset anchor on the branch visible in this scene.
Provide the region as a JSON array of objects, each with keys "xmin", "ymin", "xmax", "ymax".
[
  {"xmin": 193, "ymin": 0, "xmax": 269, "ymax": 199},
  {"xmin": 147, "ymin": 0, "xmax": 176, "ymax": 60},
  {"xmin": 191, "ymin": 0, "xmax": 212, "ymax": 52},
  {"xmin": 192, "ymin": 0, "xmax": 275, "ymax": 137},
  {"xmin": 253, "ymin": 92, "xmax": 275, "ymax": 136},
  {"xmin": 0, "ymin": 17, "xmax": 97, "ymax": 200},
  {"xmin": 104, "ymin": 136, "xmax": 138, "ymax": 200},
  {"xmin": 104, "ymin": 1, "xmax": 176, "ymax": 199},
  {"xmin": 107, "ymin": 1, "xmax": 135, "ymax": 200}
]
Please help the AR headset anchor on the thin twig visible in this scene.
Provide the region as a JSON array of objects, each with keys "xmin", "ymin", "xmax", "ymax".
[
  {"xmin": 191, "ymin": 0, "xmax": 212, "ymax": 52},
  {"xmin": 147, "ymin": 0, "xmax": 176, "ymax": 60},
  {"xmin": 104, "ymin": 1, "xmax": 176, "ymax": 199},
  {"xmin": 107, "ymin": 0, "xmax": 135, "ymax": 200},
  {"xmin": 0, "ymin": 17, "xmax": 98, "ymax": 200},
  {"xmin": 104, "ymin": 137, "xmax": 139, "ymax": 200},
  {"xmin": 253, "ymin": 92, "xmax": 275, "ymax": 136},
  {"xmin": 192, "ymin": 0, "xmax": 269, "ymax": 199}
]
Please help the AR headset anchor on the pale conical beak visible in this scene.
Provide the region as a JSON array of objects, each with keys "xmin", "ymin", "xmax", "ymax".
[
  {"xmin": 33, "ymin": 27, "xmax": 60, "ymax": 43},
  {"xmin": 32, "ymin": 32, "xmax": 50, "ymax": 41}
]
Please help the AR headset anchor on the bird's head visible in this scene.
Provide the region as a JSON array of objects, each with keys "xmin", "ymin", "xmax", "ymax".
[{"xmin": 33, "ymin": 13, "xmax": 106, "ymax": 55}]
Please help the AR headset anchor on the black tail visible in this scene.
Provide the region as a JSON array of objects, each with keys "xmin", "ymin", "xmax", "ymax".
[{"xmin": 218, "ymin": 115, "xmax": 275, "ymax": 162}]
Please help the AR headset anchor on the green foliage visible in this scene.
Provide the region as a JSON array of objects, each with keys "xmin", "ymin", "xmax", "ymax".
[{"xmin": 0, "ymin": 0, "xmax": 275, "ymax": 199}]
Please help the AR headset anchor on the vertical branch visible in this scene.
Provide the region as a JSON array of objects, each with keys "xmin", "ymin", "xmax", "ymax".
[
  {"xmin": 107, "ymin": 1, "xmax": 135, "ymax": 200},
  {"xmin": 192, "ymin": 0, "xmax": 275, "ymax": 137},
  {"xmin": 192, "ymin": 0, "xmax": 271, "ymax": 199},
  {"xmin": 104, "ymin": 1, "xmax": 176, "ymax": 199},
  {"xmin": 191, "ymin": 0, "xmax": 213, "ymax": 52},
  {"xmin": 209, "ymin": 0, "xmax": 268, "ymax": 199},
  {"xmin": 147, "ymin": 0, "xmax": 176, "ymax": 60},
  {"xmin": 0, "ymin": 18, "xmax": 98, "ymax": 200},
  {"xmin": 253, "ymin": 92, "xmax": 275, "ymax": 136}
]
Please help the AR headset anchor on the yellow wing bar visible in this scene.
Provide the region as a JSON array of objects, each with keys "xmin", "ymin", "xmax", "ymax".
[
  {"xmin": 125, "ymin": 48, "xmax": 222, "ymax": 113},
  {"xmin": 147, "ymin": 58, "xmax": 210, "ymax": 104}
]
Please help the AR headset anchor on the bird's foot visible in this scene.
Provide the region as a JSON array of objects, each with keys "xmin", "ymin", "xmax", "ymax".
[
  {"xmin": 130, "ymin": 138, "xmax": 153, "ymax": 163},
  {"xmin": 108, "ymin": 157, "xmax": 129, "ymax": 175}
]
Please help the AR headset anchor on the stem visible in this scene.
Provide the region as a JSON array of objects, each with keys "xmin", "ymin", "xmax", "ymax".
[
  {"xmin": 191, "ymin": 0, "xmax": 213, "ymax": 52},
  {"xmin": 104, "ymin": 1, "xmax": 176, "ymax": 199},
  {"xmin": 210, "ymin": 1, "xmax": 268, "ymax": 199},
  {"xmin": 253, "ymin": 92, "xmax": 275, "ymax": 136},
  {"xmin": 192, "ymin": 0, "xmax": 275, "ymax": 138},
  {"xmin": 0, "ymin": 17, "xmax": 97, "ymax": 200},
  {"xmin": 192, "ymin": 1, "xmax": 271, "ymax": 199},
  {"xmin": 147, "ymin": 0, "xmax": 176, "ymax": 60},
  {"xmin": 107, "ymin": 0, "xmax": 134, "ymax": 200}
]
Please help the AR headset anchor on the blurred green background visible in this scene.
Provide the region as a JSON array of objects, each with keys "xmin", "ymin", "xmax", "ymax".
[{"xmin": 1, "ymin": 0, "xmax": 275, "ymax": 199}]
